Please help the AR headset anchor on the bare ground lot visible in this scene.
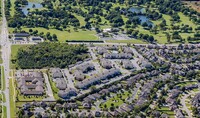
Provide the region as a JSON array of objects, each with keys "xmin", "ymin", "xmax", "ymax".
[{"xmin": 182, "ymin": 1, "xmax": 200, "ymax": 12}]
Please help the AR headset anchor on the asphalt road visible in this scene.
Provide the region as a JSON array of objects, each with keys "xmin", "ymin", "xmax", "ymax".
[{"xmin": 1, "ymin": 0, "xmax": 11, "ymax": 117}]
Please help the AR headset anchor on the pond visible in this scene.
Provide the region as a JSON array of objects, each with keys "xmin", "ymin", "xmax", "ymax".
[
  {"xmin": 128, "ymin": 7, "xmax": 154, "ymax": 26},
  {"xmin": 135, "ymin": 15, "xmax": 154, "ymax": 26},
  {"xmin": 22, "ymin": 2, "xmax": 43, "ymax": 16},
  {"xmin": 128, "ymin": 7, "xmax": 146, "ymax": 14}
]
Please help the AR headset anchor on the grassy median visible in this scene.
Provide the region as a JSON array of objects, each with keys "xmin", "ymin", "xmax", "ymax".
[
  {"xmin": 1, "ymin": 66, "xmax": 5, "ymax": 91},
  {"xmin": 9, "ymin": 78, "xmax": 15, "ymax": 118}
]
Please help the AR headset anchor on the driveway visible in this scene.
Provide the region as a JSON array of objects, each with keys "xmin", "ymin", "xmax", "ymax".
[{"xmin": 43, "ymin": 73, "xmax": 55, "ymax": 101}]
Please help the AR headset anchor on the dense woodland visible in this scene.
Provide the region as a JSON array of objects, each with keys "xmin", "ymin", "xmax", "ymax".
[
  {"xmin": 5, "ymin": 0, "xmax": 200, "ymax": 43},
  {"xmin": 15, "ymin": 43, "xmax": 89, "ymax": 69}
]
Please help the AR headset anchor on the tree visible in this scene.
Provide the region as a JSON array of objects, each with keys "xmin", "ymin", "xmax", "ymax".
[
  {"xmin": 90, "ymin": 86, "xmax": 96, "ymax": 92},
  {"xmin": 33, "ymin": 30, "xmax": 38, "ymax": 35},
  {"xmin": 148, "ymin": 35, "xmax": 154, "ymax": 42},
  {"xmin": 16, "ymin": 43, "xmax": 89, "ymax": 69},
  {"xmin": 165, "ymin": 32, "xmax": 171, "ymax": 43},
  {"xmin": 52, "ymin": 34, "xmax": 58, "ymax": 41},
  {"xmin": 152, "ymin": 25, "xmax": 158, "ymax": 34},
  {"xmin": 85, "ymin": 22, "xmax": 91, "ymax": 29},
  {"xmin": 29, "ymin": 29, "xmax": 33, "ymax": 33},
  {"xmin": 142, "ymin": 22, "xmax": 148, "ymax": 27},
  {"xmin": 104, "ymin": 104, "xmax": 107, "ymax": 108}
]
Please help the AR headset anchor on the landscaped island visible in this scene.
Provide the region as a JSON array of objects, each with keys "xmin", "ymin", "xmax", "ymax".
[{"xmin": 15, "ymin": 43, "xmax": 89, "ymax": 69}]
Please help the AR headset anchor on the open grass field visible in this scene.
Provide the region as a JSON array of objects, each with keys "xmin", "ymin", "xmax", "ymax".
[
  {"xmin": 9, "ymin": 27, "xmax": 99, "ymax": 42},
  {"xmin": 178, "ymin": 12, "xmax": 197, "ymax": 30},
  {"xmin": 11, "ymin": 44, "xmax": 32, "ymax": 59},
  {"xmin": 137, "ymin": 26, "xmax": 169, "ymax": 44},
  {"xmin": 11, "ymin": 45, "xmax": 33, "ymax": 69},
  {"xmin": 157, "ymin": 106, "xmax": 175, "ymax": 118}
]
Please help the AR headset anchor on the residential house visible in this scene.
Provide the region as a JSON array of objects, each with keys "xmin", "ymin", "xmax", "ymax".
[
  {"xmin": 76, "ymin": 63, "xmax": 95, "ymax": 73},
  {"xmin": 75, "ymin": 69, "xmax": 121, "ymax": 89},
  {"xmin": 122, "ymin": 47, "xmax": 133, "ymax": 54},
  {"xmin": 100, "ymin": 59, "xmax": 112, "ymax": 69},
  {"xmin": 74, "ymin": 70, "xmax": 85, "ymax": 81},
  {"xmin": 82, "ymin": 102, "xmax": 92, "ymax": 109},
  {"xmin": 50, "ymin": 68, "xmax": 63, "ymax": 79},
  {"xmin": 96, "ymin": 47, "xmax": 107, "ymax": 55},
  {"xmin": 58, "ymin": 88, "xmax": 77, "ymax": 99},
  {"xmin": 122, "ymin": 60, "xmax": 135, "ymax": 69},
  {"xmin": 175, "ymin": 109, "xmax": 184, "ymax": 118},
  {"xmin": 55, "ymin": 78, "xmax": 67, "ymax": 90},
  {"xmin": 103, "ymin": 53, "xmax": 133, "ymax": 59}
]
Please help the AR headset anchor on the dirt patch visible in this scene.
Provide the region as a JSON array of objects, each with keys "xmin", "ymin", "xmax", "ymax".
[{"xmin": 182, "ymin": 1, "xmax": 200, "ymax": 12}]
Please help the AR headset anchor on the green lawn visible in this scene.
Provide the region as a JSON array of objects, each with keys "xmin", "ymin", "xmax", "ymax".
[
  {"xmin": 102, "ymin": 91, "xmax": 130, "ymax": 108},
  {"xmin": 48, "ymin": 74, "xmax": 60, "ymax": 100},
  {"xmin": 9, "ymin": 27, "xmax": 99, "ymax": 42},
  {"xmin": 11, "ymin": 45, "xmax": 33, "ymax": 69},
  {"xmin": 178, "ymin": 12, "xmax": 196, "ymax": 30},
  {"xmin": 186, "ymin": 102, "xmax": 192, "ymax": 111},
  {"xmin": 105, "ymin": 39, "xmax": 147, "ymax": 44},
  {"xmin": 17, "ymin": 93, "xmax": 45, "ymax": 101},
  {"xmin": 0, "ymin": 57, "xmax": 3, "ymax": 64},
  {"xmin": 157, "ymin": 106, "xmax": 175, "ymax": 118},
  {"xmin": 9, "ymin": 78, "xmax": 15, "ymax": 118},
  {"xmin": 3, "ymin": 106, "xmax": 7, "ymax": 118},
  {"xmin": 176, "ymin": 81, "xmax": 197, "ymax": 87},
  {"xmin": 192, "ymin": 88, "xmax": 199, "ymax": 92},
  {"xmin": 1, "ymin": 93, "xmax": 5, "ymax": 103},
  {"xmin": 73, "ymin": 14, "xmax": 86, "ymax": 26},
  {"xmin": 162, "ymin": 14, "xmax": 172, "ymax": 27},
  {"xmin": 10, "ymin": 0, "xmax": 15, "ymax": 16},
  {"xmin": 28, "ymin": 0, "xmax": 43, "ymax": 2},
  {"xmin": 1, "ymin": 66, "xmax": 5, "ymax": 91},
  {"xmin": 11, "ymin": 45, "xmax": 32, "ymax": 59},
  {"xmin": 135, "ymin": 12, "xmax": 198, "ymax": 44}
]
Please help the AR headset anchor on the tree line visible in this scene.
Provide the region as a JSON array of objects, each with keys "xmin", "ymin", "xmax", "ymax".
[{"xmin": 15, "ymin": 43, "xmax": 89, "ymax": 69}]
